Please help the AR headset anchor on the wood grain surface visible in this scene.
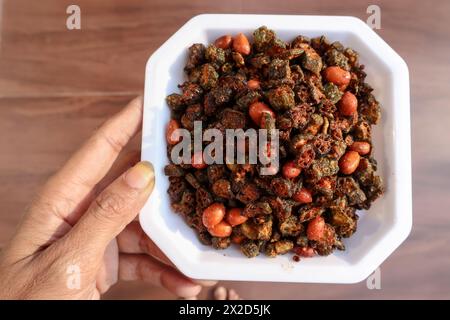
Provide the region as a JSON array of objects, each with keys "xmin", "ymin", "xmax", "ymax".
[{"xmin": 0, "ymin": 0, "xmax": 449, "ymax": 299}]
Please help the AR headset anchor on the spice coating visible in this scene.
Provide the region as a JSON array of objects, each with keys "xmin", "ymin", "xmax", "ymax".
[{"xmin": 164, "ymin": 26, "xmax": 384, "ymax": 259}]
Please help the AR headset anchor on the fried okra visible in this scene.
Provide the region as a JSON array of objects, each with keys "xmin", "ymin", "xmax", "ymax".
[{"xmin": 164, "ymin": 26, "xmax": 384, "ymax": 259}]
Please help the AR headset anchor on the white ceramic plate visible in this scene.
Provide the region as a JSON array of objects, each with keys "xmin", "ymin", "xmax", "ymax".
[{"xmin": 140, "ymin": 14, "xmax": 412, "ymax": 283}]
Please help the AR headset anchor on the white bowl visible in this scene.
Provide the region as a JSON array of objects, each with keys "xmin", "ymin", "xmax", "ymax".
[{"xmin": 140, "ymin": 14, "xmax": 412, "ymax": 283}]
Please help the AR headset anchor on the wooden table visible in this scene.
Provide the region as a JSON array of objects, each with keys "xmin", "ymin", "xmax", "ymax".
[{"xmin": 1, "ymin": 0, "xmax": 449, "ymax": 299}]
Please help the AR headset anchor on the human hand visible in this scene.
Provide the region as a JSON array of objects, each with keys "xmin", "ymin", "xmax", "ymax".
[{"xmin": 0, "ymin": 96, "xmax": 208, "ymax": 299}]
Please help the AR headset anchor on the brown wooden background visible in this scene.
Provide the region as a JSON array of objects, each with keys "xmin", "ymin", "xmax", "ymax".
[{"xmin": 1, "ymin": 0, "xmax": 449, "ymax": 299}]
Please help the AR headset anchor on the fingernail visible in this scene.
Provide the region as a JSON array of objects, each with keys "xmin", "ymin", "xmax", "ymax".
[{"xmin": 124, "ymin": 161, "xmax": 154, "ymax": 189}]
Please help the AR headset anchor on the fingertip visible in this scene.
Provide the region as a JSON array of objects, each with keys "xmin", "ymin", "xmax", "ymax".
[
  {"xmin": 161, "ymin": 270, "xmax": 202, "ymax": 299},
  {"xmin": 193, "ymin": 280, "xmax": 218, "ymax": 287}
]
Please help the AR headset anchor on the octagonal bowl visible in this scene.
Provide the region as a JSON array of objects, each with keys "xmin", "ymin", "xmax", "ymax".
[{"xmin": 140, "ymin": 14, "xmax": 412, "ymax": 283}]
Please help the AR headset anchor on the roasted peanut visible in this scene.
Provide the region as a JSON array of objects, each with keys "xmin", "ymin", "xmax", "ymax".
[
  {"xmin": 282, "ymin": 161, "xmax": 301, "ymax": 179},
  {"xmin": 191, "ymin": 151, "xmax": 207, "ymax": 169},
  {"xmin": 233, "ymin": 33, "xmax": 251, "ymax": 55},
  {"xmin": 323, "ymin": 66, "xmax": 351, "ymax": 86},
  {"xmin": 226, "ymin": 208, "xmax": 248, "ymax": 227},
  {"xmin": 339, "ymin": 151, "xmax": 361, "ymax": 174},
  {"xmin": 166, "ymin": 119, "xmax": 181, "ymax": 145},
  {"xmin": 214, "ymin": 35, "xmax": 232, "ymax": 49},
  {"xmin": 202, "ymin": 202, "xmax": 226, "ymax": 228},
  {"xmin": 350, "ymin": 141, "xmax": 371, "ymax": 155},
  {"xmin": 249, "ymin": 102, "xmax": 275, "ymax": 125},
  {"xmin": 208, "ymin": 221, "xmax": 232, "ymax": 237},
  {"xmin": 306, "ymin": 216, "xmax": 325, "ymax": 241},
  {"xmin": 247, "ymin": 79, "xmax": 260, "ymax": 90},
  {"xmin": 338, "ymin": 91, "xmax": 358, "ymax": 116},
  {"xmin": 292, "ymin": 188, "xmax": 313, "ymax": 204}
]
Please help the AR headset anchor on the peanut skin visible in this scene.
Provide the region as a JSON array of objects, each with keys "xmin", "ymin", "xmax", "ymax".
[
  {"xmin": 247, "ymin": 79, "xmax": 260, "ymax": 90},
  {"xmin": 208, "ymin": 221, "xmax": 232, "ymax": 237},
  {"xmin": 202, "ymin": 203, "xmax": 226, "ymax": 228},
  {"xmin": 233, "ymin": 33, "xmax": 251, "ymax": 55},
  {"xmin": 214, "ymin": 35, "xmax": 232, "ymax": 49},
  {"xmin": 350, "ymin": 141, "xmax": 371, "ymax": 155},
  {"xmin": 339, "ymin": 91, "xmax": 358, "ymax": 116},
  {"xmin": 323, "ymin": 66, "xmax": 351, "ymax": 86},
  {"xmin": 339, "ymin": 151, "xmax": 361, "ymax": 174},
  {"xmin": 226, "ymin": 208, "xmax": 248, "ymax": 227},
  {"xmin": 166, "ymin": 119, "xmax": 181, "ymax": 145}
]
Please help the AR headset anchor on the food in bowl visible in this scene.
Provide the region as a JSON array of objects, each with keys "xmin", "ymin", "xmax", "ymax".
[{"xmin": 163, "ymin": 26, "xmax": 384, "ymax": 259}]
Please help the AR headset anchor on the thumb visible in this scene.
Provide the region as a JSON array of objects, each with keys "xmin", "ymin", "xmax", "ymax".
[{"xmin": 63, "ymin": 161, "xmax": 155, "ymax": 256}]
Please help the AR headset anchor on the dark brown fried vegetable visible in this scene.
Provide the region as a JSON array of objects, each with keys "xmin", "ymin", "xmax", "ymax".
[
  {"xmin": 243, "ymin": 201, "xmax": 272, "ymax": 217},
  {"xmin": 166, "ymin": 26, "xmax": 384, "ymax": 258},
  {"xmin": 164, "ymin": 164, "xmax": 185, "ymax": 177},
  {"xmin": 240, "ymin": 239, "xmax": 261, "ymax": 258},
  {"xmin": 299, "ymin": 43, "xmax": 323, "ymax": 75},
  {"xmin": 265, "ymin": 240, "xmax": 294, "ymax": 257},
  {"xmin": 180, "ymin": 82, "xmax": 203, "ymax": 105},
  {"xmin": 299, "ymin": 206, "xmax": 324, "ymax": 223},
  {"xmin": 267, "ymin": 86, "xmax": 295, "ymax": 111},
  {"xmin": 279, "ymin": 215, "xmax": 303, "ymax": 237},
  {"xmin": 240, "ymin": 215, "xmax": 273, "ymax": 240},
  {"xmin": 207, "ymin": 164, "xmax": 226, "ymax": 183},
  {"xmin": 236, "ymin": 183, "xmax": 260, "ymax": 204},
  {"xmin": 185, "ymin": 43, "xmax": 205, "ymax": 71},
  {"xmin": 270, "ymin": 177, "xmax": 294, "ymax": 198},
  {"xmin": 212, "ymin": 179, "xmax": 234, "ymax": 199},
  {"xmin": 212, "ymin": 236, "xmax": 231, "ymax": 249},
  {"xmin": 199, "ymin": 63, "xmax": 219, "ymax": 90},
  {"xmin": 166, "ymin": 93, "xmax": 185, "ymax": 112}
]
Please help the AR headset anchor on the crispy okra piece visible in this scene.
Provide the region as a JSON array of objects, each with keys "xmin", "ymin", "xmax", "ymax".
[
  {"xmin": 164, "ymin": 164, "xmax": 185, "ymax": 177},
  {"xmin": 359, "ymin": 95, "xmax": 381, "ymax": 125},
  {"xmin": 305, "ymin": 113, "xmax": 324, "ymax": 136},
  {"xmin": 310, "ymin": 35, "xmax": 331, "ymax": 55},
  {"xmin": 300, "ymin": 44, "xmax": 323, "ymax": 75},
  {"xmin": 181, "ymin": 103, "xmax": 204, "ymax": 131},
  {"xmin": 249, "ymin": 53, "xmax": 271, "ymax": 68},
  {"xmin": 253, "ymin": 26, "xmax": 276, "ymax": 52},
  {"xmin": 265, "ymin": 240, "xmax": 294, "ymax": 257},
  {"xmin": 323, "ymin": 82, "xmax": 343, "ymax": 104},
  {"xmin": 185, "ymin": 43, "xmax": 205, "ymax": 71},
  {"xmin": 336, "ymin": 177, "xmax": 367, "ymax": 206},
  {"xmin": 212, "ymin": 236, "xmax": 231, "ymax": 249},
  {"xmin": 207, "ymin": 164, "xmax": 226, "ymax": 183},
  {"xmin": 240, "ymin": 215, "xmax": 273, "ymax": 240},
  {"xmin": 199, "ymin": 63, "xmax": 218, "ymax": 90},
  {"xmin": 236, "ymin": 91, "xmax": 261, "ymax": 111},
  {"xmin": 166, "ymin": 93, "xmax": 185, "ymax": 112},
  {"xmin": 307, "ymin": 157, "xmax": 339, "ymax": 181},
  {"xmin": 179, "ymin": 81, "xmax": 204, "ymax": 105},
  {"xmin": 205, "ymin": 44, "xmax": 226, "ymax": 66},
  {"xmin": 279, "ymin": 215, "xmax": 303, "ymax": 237},
  {"xmin": 298, "ymin": 206, "xmax": 324, "ymax": 223},
  {"xmin": 240, "ymin": 240, "xmax": 261, "ymax": 258},
  {"xmin": 243, "ymin": 201, "xmax": 272, "ymax": 217},
  {"xmin": 267, "ymin": 85, "xmax": 295, "ymax": 111},
  {"xmin": 212, "ymin": 179, "xmax": 234, "ymax": 199},
  {"xmin": 353, "ymin": 120, "xmax": 372, "ymax": 141},
  {"xmin": 291, "ymin": 35, "xmax": 311, "ymax": 48},
  {"xmin": 232, "ymin": 52, "xmax": 245, "ymax": 67},
  {"xmin": 260, "ymin": 112, "xmax": 276, "ymax": 131},
  {"xmin": 268, "ymin": 58, "xmax": 291, "ymax": 80},
  {"xmin": 324, "ymin": 48, "xmax": 350, "ymax": 71},
  {"xmin": 270, "ymin": 177, "xmax": 294, "ymax": 198}
]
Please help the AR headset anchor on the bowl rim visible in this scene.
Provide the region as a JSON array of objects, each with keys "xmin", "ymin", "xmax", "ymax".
[{"xmin": 140, "ymin": 13, "xmax": 412, "ymax": 283}]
